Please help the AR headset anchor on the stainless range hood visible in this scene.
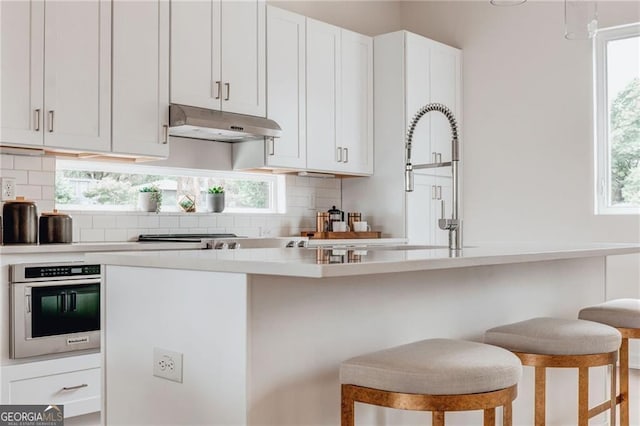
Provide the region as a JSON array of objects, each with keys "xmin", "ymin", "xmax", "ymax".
[{"xmin": 169, "ymin": 104, "xmax": 282, "ymax": 142}]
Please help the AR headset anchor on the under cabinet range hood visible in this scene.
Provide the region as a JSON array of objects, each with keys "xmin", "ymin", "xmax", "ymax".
[{"xmin": 169, "ymin": 104, "xmax": 282, "ymax": 142}]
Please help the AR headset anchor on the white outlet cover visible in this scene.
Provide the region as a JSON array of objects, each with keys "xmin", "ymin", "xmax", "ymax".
[
  {"xmin": 0, "ymin": 177, "xmax": 16, "ymax": 201},
  {"xmin": 153, "ymin": 347, "xmax": 183, "ymax": 383}
]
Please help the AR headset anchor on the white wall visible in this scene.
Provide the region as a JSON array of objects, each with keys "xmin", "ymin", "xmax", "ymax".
[{"xmin": 399, "ymin": 1, "xmax": 640, "ymax": 297}]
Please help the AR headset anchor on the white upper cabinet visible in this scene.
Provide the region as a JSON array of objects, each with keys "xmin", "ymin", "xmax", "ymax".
[
  {"xmin": 0, "ymin": 0, "xmax": 111, "ymax": 152},
  {"xmin": 306, "ymin": 18, "xmax": 342, "ymax": 173},
  {"xmin": 340, "ymin": 29, "xmax": 373, "ymax": 175},
  {"xmin": 112, "ymin": 0, "xmax": 169, "ymax": 158},
  {"xmin": 306, "ymin": 19, "xmax": 373, "ymax": 175},
  {"xmin": 0, "ymin": 0, "xmax": 44, "ymax": 147},
  {"xmin": 405, "ymin": 33, "xmax": 461, "ymax": 176},
  {"xmin": 264, "ymin": 6, "xmax": 306, "ymax": 169},
  {"xmin": 171, "ymin": 0, "xmax": 266, "ymax": 117}
]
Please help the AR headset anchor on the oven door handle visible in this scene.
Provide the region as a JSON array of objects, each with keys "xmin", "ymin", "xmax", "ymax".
[
  {"xmin": 70, "ymin": 291, "xmax": 77, "ymax": 312},
  {"xmin": 24, "ymin": 278, "xmax": 101, "ymax": 287},
  {"xmin": 59, "ymin": 292, "xmax": 67, "ymax": 313}
]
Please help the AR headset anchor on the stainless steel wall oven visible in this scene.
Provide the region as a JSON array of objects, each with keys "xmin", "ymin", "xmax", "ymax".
[{"xmin": 10, "ymin": 262, "xmax": 101, "ymax": 359}]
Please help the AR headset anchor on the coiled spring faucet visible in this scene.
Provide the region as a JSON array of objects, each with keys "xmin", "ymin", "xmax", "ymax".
[{"xmin": 404, "ymin": 103, "xmax": 462, "ymax": 251}]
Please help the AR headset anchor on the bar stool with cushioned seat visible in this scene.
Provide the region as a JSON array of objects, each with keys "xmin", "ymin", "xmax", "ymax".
[
  {"xmin": 579, "ymin": 298, "xmax": 640, "ymax": 426},
  {"xmin": 340, "ymin": 338, "xmax": 523, "ymax": 426},
  {"xmin": 484, "ymin": 317, "xmax": 621, "ymax": 426}
]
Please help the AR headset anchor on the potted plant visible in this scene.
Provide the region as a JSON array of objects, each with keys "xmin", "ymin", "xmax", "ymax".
[
  {"xmin": 206, "ymin": 186, "xmax": 225, "ymax": 213},
  {"xmin": 179, "ymin": 194, "xmax": 196, "ymax": 213},
  {"xmin": 138, "ymin": 186, "xmax": 162, "ymax": 213}
]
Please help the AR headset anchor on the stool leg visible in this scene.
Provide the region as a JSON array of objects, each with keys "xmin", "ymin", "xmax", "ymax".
[
  {"xmin": 341, "ymin": 385, "xmax": 354, "ymax": 426},
  {"xmin": 620, "ymin": 337, "xmax": 629, "ymax": 426},
  {"xmin": 503, "ymin": 402, "xmax": 512, "ymax": 426},
  {"xmin": 535, "ymin": 366, "xmax": 546, "ymax": 426},
  {"xmin": 433, "ymin": 411, "xmax": 445, "ymax": 426},
  {"xmin": 611, "ymin": 357, "xmax": 617, "ymax": 426},
  {"xmin": 483, "ymin": 408, "xmax": 496, "ymax": 425},
  {"xmin": 578, "ymin": 367, "xmax": 589, "ymax": 426}
]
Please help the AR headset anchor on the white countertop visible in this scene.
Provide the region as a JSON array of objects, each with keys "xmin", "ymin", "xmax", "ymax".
[
  {"xmin": 0, "ymin": 241, "xmax": 204, "ymax": 254},
  {"xmin": 86, "ymin": 242, "xmax": 640, "ymax": 278}
]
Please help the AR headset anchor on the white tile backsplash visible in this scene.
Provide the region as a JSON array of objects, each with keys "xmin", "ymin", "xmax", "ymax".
[{"xmin": 0, "ymin": 153, "xmax": 342, "ymax": 242}]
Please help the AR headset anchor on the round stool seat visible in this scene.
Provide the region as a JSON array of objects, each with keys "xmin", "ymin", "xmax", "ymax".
[
  {"xmin": 578, "ymin": 298, "xmax": 640, "ymax": 329},
  {"xmin": 484, "ymin": 317, "xmax": 621, "ymax": 355},
  {"xmin": 339, "ymin": 338, "xmax": 522, "ymax": 396}
]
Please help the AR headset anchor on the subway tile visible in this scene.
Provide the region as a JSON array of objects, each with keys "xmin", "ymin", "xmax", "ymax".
[
  {"xmin": 233, "ymin": 216, "xmax": 251, "ymax": 228},
  {"xmin": 198, "ymin": 215, "xmax": 217, "ymax": 228},
  {"xmin": 216, "ymin": 215, "xmax": 234, "ymax": 228},
  {"xmin": 28, "ymin": 170, "xmax": 55, "ymax": 186},
  {"xmin": 73, "ymin": 215, "xmax": 93, "ymax": 228},
  {"xmin": 2, "ymin": 169, "xmax": 28, "ymax": 184},
  {"xmin": 250, "ymin": 216, "xmax": 268, "ymax": 228},
  {"xmin": 104, "ymin": 229, "xmax": 128, "ymax": 242},
  {"xmin": 159, "ymin": 215, "xmax": 180, "ymax": 228},
  {"xmin": 38, "ymin": 200, "xmax": 55, "ymax": 212},
  {"xmin": 187, "ymin": 228, "xmax": 207, "ymax": 234},
  {"xmin": 41, "ymin": 156, "xmax": 56, "ymax": 171},
  {"xmin": 0, "ymin": 154, "xmax": 14, "ymax": 171},
  {"xmin": 81, "ymin": 228, "xmax": 105, "ymax": 242},
  {"xmin": 138, "ymin": 215, "xmax": 160, "ymax": 228},
  {"xmin": 14, "ymin": 156, "xmax": 42, "ymax": 171},
  {"xmin": 93, "ymin": 215, "xmax": 116, "ymax": 229},
  {"xmin": 41, "ymin": 185, "xmax": 55, "ymax": 201},
  {"xmin": 116, "ymin": 215, "xmax": 139, "ymax": 228},
  {"xmin": 179, "ymin": 215, "xmax": 199, "ymax": 228},
  {"xmin": 15, "ymin": 185, "xmax": 41, "ymax": 200}
]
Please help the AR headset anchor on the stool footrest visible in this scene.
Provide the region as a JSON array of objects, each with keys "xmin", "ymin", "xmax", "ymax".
[{"xmin": 589, "ymin": 400, "xmax": 613, "ymax": 418}]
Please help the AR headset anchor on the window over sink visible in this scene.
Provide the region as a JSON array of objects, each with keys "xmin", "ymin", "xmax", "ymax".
[
  {"xmin": 594, "ymin": 23, "xmax": 640, "ymax": 215},
  {"xmin": 55, "ymin": 159, "xmax": 285, "ymax": 214}
]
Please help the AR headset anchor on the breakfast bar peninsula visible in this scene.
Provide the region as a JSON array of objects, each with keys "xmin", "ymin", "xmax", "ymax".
[{"xmin": 89, "ymin": 242, "xmax": 640, "ymax": 426}]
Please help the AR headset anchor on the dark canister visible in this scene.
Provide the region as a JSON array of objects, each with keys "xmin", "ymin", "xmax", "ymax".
[
  {"xmin": 2, "ymin": 197, "xmax": 38, "ymax": 244},
  {"xmin": 39, "ymin": 210, "xmax": 73, "ymax": 244}
]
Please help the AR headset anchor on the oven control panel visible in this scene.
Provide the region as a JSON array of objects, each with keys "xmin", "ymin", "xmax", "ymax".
[{"xmin": 17, "ymin": 264, "xmax": 101, "ymax": 280}]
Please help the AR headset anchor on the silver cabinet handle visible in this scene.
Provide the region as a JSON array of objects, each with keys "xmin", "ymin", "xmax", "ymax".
[
  {"xmin": 162, "ymin": 125, "xmax": 169, "ymax": 144},
  {"xmin": 224, "ymin": 83, "xmax": 230, "ymax": 101},
  {"xmin": 34, "ymin": 109, "xmax": 41, "ymax": 131},
  {"xmin": 431, "ymin": 185, "xmax": 436, "ymax": 200},
  {"xmin": 432, "ymin": 152, "xmax": 437, "ymax": 163},
  {"xmin": 48, "ymin": 110, "xmax": 54, "ymax": 132},
  {"xmin": 336, "ymin": 147, "xmax": 343, "ymax": 162},
  {"xmin": 267, "ymin": 137, "xmax": 275, "ymax": 156},
  {"xmin": 437, "ymin": 185, "xmax": 442, "ymax": 200},
  {"xmin": 25, "ymin": 295, "xmax": 31, "ymax": 313},
  {"xmin": 62, "ymin": 384, "xmax": 88, "ymax": 391},
  {"xmin": 437, "ymin": 153, "xmax": 442, "ymax": 163},
  {"xmin": 343, "ymin": 148, "xmax": 349, "ymax": 163},
  {"xmin": 214, "ymin": 81, "xmax": 221, "ymax": 100}
]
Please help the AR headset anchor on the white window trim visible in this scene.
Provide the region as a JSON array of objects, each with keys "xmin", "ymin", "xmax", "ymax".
[
  {"xmin": 56, "ymin": 159, "xmax": 286, "ymax": 214},
  {"xmin": 593, "ymin": 23, "xmax": 640, "ymax": 215}
]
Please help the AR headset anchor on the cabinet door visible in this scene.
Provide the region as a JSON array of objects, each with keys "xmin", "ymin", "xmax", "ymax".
[
  {"xmin": 221, "ymin": 1, "xmax": 266, "ymax": 116},
  {"xmin": 407, "ymin": 174, "xmax": 452, "ymax": 245},
  {"xmin": 404, "ymin": 33, "xmax": 432, "ymax": 167},
  {"xmin": 306, "ymin": 18, "xmax": 341, "ymax": 173},
  {"xmin": 429, "ymin": 42, "xmax": 461, "ymax": 177},
  {"xmin": 340, "ymin": 29, "xmax": 373, "ymax": 175},
  {"xmin": 112, "ymin": 0, "xmax": 169, "ymax": 158},
  {"xmin": 0, "ymin": 0, "xmax": 44, "ymax": 146},
  {"xmin": 265, "ymin": 6, "xmax": 306, "ymax": 168},
  {"xmin": 171, "ymin": 0, "xmax": 222, "ymax": 110},
  {"xmin": 43, "ymin": 0, "xmax": 111, "ymax": 151}
]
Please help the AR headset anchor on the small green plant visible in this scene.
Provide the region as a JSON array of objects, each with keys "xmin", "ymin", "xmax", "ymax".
[
  {"xmin": 139, "ymin": 186, "xmax": 162, "ymax": 213},
  {"xmin": 208, "ymin": 186, "xmax": 224, "ymax": 194}
]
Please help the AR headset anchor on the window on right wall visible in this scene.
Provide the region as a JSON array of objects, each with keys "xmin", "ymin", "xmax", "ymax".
[{"xmin": 594, "ymin": 23, "xmax": 640, "ymax": 215}]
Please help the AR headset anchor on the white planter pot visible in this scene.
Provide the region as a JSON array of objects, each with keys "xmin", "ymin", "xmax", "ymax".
[
  {"xmin": 138, "ymin": 192, "xmax": 159, "ymax": 212},
  {"xmin": 206, "ymin": 193, "xmax": 225, "ymax": 213}
]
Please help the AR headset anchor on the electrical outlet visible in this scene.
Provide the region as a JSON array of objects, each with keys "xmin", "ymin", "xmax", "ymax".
[
  {"xmin": 0, "ymin": 177, "xmax": 16, "ymax": 201},
  {"xmin": 153, "ymin": 347, "xmax": 183, "ymax": 383}
]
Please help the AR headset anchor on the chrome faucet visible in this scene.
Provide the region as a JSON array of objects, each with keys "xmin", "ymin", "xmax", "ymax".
[{"xmin": 404, "ymin": 103, "xmax": 462, "ymax": 251}]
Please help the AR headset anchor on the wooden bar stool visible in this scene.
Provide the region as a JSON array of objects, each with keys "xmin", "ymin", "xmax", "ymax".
[
  {"xmin": 485, "ymin": 317, "xmax": 621, "ymax": 426},
  {"xmin": 340, "ymin": 338, "xmax": 522, "ymax": 425},
  {"xmin": 579, "ymin": 298, "xmax": 640, "ymax": 426}
]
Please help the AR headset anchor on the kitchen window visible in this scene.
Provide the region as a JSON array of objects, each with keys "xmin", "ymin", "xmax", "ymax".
[
  {"xmin": 594, "ymin": 23, "xmax": 640, "ymax": 215},
  {"xmin": 55, "ymin": 160, "xmax": 285, "ymax": 213}
]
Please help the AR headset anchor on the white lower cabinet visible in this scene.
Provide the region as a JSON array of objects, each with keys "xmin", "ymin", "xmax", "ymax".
[
  {"xmin": 407, "ymin": 174, "xmax": 452, "ymax": 246},
  {"xmin": 1, "ymin": 353, "xmax": 101, "ymax": 418}
]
